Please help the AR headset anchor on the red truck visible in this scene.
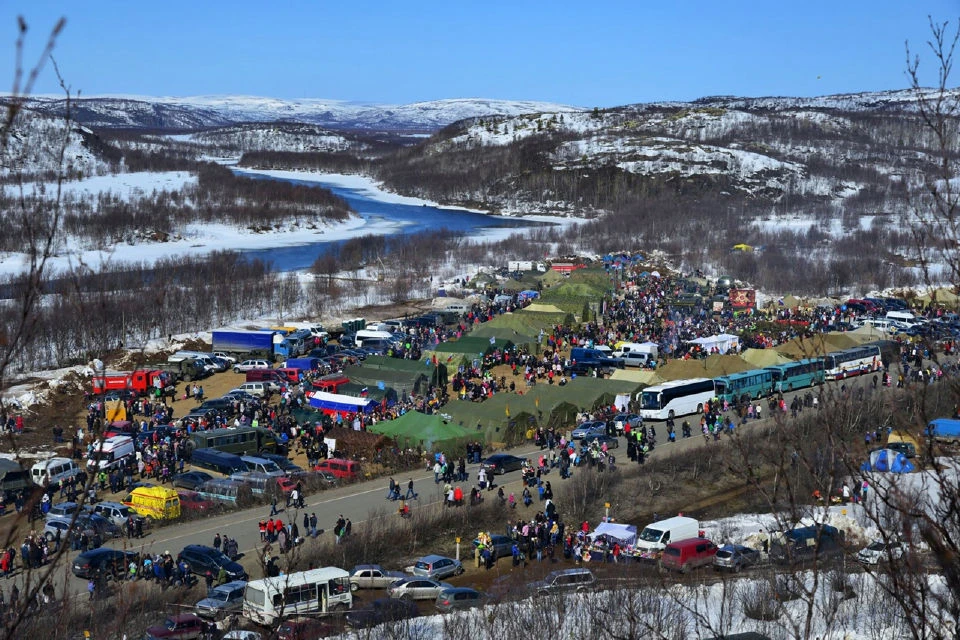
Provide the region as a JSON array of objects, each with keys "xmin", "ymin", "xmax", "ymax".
[{"xmin": 91, "ymin": 369, "xmax": 174, "ymax": 396}]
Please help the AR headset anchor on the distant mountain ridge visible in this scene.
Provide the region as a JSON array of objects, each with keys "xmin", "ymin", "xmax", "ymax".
[{"xmin": 8, "ymin": 95, "xmax": 581, "ymax": 132}]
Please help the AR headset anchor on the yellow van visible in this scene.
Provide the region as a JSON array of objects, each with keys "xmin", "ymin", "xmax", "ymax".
[{"xmin": 122, "ymin": 486, "xmax": 181, "ymax": 520}]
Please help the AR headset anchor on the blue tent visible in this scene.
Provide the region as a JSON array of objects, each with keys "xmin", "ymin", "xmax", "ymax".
[
  {"xmin": 519, "ymin": 290, "xmax": 540, "ymax": 300},
  {"xmin": 860, "ymin": 448, "xmax": 915, "ymax": 473}
]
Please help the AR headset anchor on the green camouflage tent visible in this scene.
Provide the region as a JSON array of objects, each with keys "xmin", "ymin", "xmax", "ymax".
[
  {"xmin": 367, "ymin": 410, "xmax": 471, "ymax": 450},
  {"xmin": 342, "ymin": 357, "xmax": 437, "ymax": 396}
]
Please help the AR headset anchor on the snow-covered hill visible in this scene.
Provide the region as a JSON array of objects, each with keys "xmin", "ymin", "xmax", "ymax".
[{"xmin": 8, "ymin": 95, "xmax": 580, "ymax": 132}]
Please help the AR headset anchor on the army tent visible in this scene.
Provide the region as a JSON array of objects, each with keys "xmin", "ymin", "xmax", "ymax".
[
  {"xmin": 609, "ymin": 369, "xmax": 663, "ymax": 386},
  {"xmin": 741, "ymin": 348, "xmax": 794, "ymax": 368},
  {"xmin": 367, "ymin": 410, "xmax": 471, "ymax": 450},
  {"xmin": 343, "ymin": 357, "xmax": 437, "ymax": 395}
]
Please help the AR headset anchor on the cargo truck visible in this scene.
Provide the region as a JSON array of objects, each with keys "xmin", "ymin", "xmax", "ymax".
[
  {"xmin": 154, "ymin": 358, "xmax": 209, "ymax": 383},
  {"xmin": 926, "ymin": 418, "xmax": 960, "ymax": 444},
  {"xmin": 211, "ymin": 329, "xmax": 292, "ymax": 362}
]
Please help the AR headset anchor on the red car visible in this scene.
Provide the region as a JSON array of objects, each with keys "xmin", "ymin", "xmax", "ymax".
[
  {"xmin": 277, "ymin": 617, "xmax": 336, "ymax": 640},
  {"xmin": 144, "ymin": 613, "xmax": 209, "ymax": 640},
  {"xmin": 176, "ymin": 490, "xmax": 216, "ymax": 514}
]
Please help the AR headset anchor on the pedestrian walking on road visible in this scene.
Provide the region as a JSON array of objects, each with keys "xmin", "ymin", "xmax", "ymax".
[{"xmin": 404, "ymin": 478, "xmax": 417, "ymax": 500}]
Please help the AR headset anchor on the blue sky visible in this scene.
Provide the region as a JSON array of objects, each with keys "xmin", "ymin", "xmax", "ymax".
[{"xmin": 2, "ymin": 1, "xmax": 957, "ymax": 106}]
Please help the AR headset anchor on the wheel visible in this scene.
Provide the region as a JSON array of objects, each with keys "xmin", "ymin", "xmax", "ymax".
[
  {"xmin": 233, "ymin": 368, "xmax": 241, "ymax": 374},
  {"xmin": 455, "ymin": 566, "xmax": 464, "ymax": 576},
  {"xmin": 350, "ymin": 582, "xmax": 359, "ymax": 592},
  {"xmin": 735, "ymin": 563, "xmax": 742, "ymax": 573},
  {"xmin": 400, "ymin": 593, "xmax": 413, "ymax": 601},
  {"xmin": 184, "ymin": 374, "xmax": 192, "ymax": 382}
]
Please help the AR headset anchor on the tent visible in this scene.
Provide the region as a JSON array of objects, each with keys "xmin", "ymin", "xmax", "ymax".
[
  {"xmin": 307, "ymin": 390, "xmax": 376, "ymax": 415},
  {"xmin": 741, "ymin": 348, "xmax": 794, "ymax": 368},
  {"xmin": 342, "ymin": 357, "xmax": 436, "ymax": 395},
  {"xmin": 588, "ymin": 522, "xmax": 637, "ymax": 546},
  {"xmin": 609, "ymin": 369, "xmax": 663, "ymax": 386},
  {"xmin": 686, "ymin": 334, "xmax": 740, "ymax": 354},
  {"xmin": 367, "ymin": 410, "xmax": 471, "ymax": 450},
  {"xmin": 860, "ymin": 449, "xmax": 915, "ymax": 473}
]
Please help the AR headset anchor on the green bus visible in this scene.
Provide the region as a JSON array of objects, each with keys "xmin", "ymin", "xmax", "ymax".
[
  {"xmin": 713, "ymin": 369, "xmax": 774, "ymax": 404},
  {"xmin": 188, "ymin": 426, "xmax": 282, "ymax": 456},
  {"xmin": 764, "ymin": 358, "xmax": 825, "ymax": 393}
]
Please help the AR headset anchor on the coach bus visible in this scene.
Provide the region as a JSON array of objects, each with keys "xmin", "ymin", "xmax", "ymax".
[
  {"xmin": 765, "ymin": 358, "xmax": 825, "ymax": 392},
  {"xmin": 823, "ymin": 345, "xmax": 881, "ymax": 380},
  {"xmin": 713, "ymin": 369, "xmax": 775, "ymax": 404},
  {"xmin": 243, "ymin": 566, "xmax": 353, "ymax": 625},
  {"xmin": 638, "ymin": 378, "xmax": 715, "ymax": 420}
]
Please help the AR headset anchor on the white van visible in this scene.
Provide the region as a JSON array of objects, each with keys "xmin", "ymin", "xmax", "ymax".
[
  {"xmin": 354, "ymin": 329, "xmax": 395, "ymax": 347},
  {"xmin": 442, "ymin": 302, "xmax": 469, "ymax": 314},
  {"xmin": 87, "ymin": 435, "xmax": 135, "ymax": 471},
  {"xmin": 886, "ymin": 310, "xmax": 918, "ymax": 325},
  {"xmin": 30, "ymin": 457, "xmax": 83, "ymax": 488},
  {"xmin": 238, "ymin": 381, "xmax": 269, "ymax": 397},
  {"xmin": 240, "ymin": 456, "xmax": 286, "ymax": 478},
  {"xmin": 612, "ymin": 342, "xmax": 659, "ymax": 362},
  {"xmin": 635, "ymin": 516, "xmax": 700, "ymax": 555}
]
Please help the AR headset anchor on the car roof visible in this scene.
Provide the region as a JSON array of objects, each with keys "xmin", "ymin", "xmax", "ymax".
[
  {"xmin": 213, "ymin": 580, "xmax": 247, "ymax": 590},
  {"xmin": 439, "ymin": 586, "xmax": 479, "ymax": 594},
  {"xmin": 419, "ymin": 554, "xmax": 449, "ymax": 562},
  {"xmin": 667, "ymin": 537, "xmax": 713, "ymax": 549}
]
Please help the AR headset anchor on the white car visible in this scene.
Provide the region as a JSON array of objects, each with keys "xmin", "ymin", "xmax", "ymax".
[
  {"xmin": 857, "ymin": 540, "xmax": 906, "ymax": 565},
  {"xmin": 212, "ymin": 351, "xmax": 237, "ymax": 364},
  {"xmin": 386, "ymin": 577, "xmax": 452, "ymax": 601},
  {"xmin": 234, "ymin": 359, "xmax": 270, "ymax": 373}
]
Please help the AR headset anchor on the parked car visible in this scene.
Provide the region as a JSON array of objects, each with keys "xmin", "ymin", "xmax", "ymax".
[
  {"xmin": 92, "ymin": 501, "xmax": 141, "ymax": 528},
  {"xmin": 527, "ymin": 567, "xmax": 595, "ymax": 596},
  {"xmin": 386, "ymin": 576, "xmax": 452, "ymax": 601},
  {"xmin": 480, "ymin": 454, "xmax": 525, "ymax": 475},
  {"xmin": 857, "ymin": 539, "xmax": 907, "ymax": 565},
  {"xmin": 474, "ymin": 534, "xmax": 514, "ymax": 560},
  {"xmin": 571, "ymin": 421, "xmax": 607, "ymax": 440},
  {"xmin": 233, "ymin": 360, "xmax": 270, "ymax": 373},
  {"xmin": 45, "ymin": 501, "xmax": 88, "ymax": 521},
  {"xmin": 581, "ymin": 433, "xmax": 620, "ymax": 449},
  {"xmin": 713, "ymin": 544, "xmax": 761, "ymax": 572},
  {"xmin": 177, "ymin": 489, "xmax": 217, "ymax": 514},
  {"xmin": 173, "ymin": 471, "xmax": 215, "ymax": 491},
  {"xmin": 195, "ymin": 580, "xmax": 247, "ymax": 619},
  {"xmin": 349, "ymin": 564, "xmax": 407, "ymax": 591},
  {"xmin": 611, "ymin": 413, "xmax": 642, "ymax": 434},
  {"xmin": 661, "ymin": 538, "xmax": 719, "ymax": 573},
  {"xmin": 412, "ymin": 554, "xmax": 463, "ymax": 580},
  {"xmin": 222, "ymin": 390, "xmax": 261, "ymax": 404},
  {"xmin": 258, "ymin": 452, "xmax": 306, "ymax": 477},
  {"xmin": 144, "ymin": 613, "xmax": 209, "ymax": 640},
  {"xmin": 435, "ymin": 587, "xmax": 491, "ymax": 612},
  {"xmin": 177, "ymin": 545, "xmax": 247, "ymax": 581},
  {"xmin": 72, "ymin": 548, "xmax": 138, "ymax": 579},
  {"xmin": 276, "ymin": 617, "xmax": 337, "ymax": 640},
  {"xmin": 770, "ymin": 525, "xmax": 844, "ymax": 565},
  {"xmin": 345, "ymin": 597, "xmax": 418, "ymax": 629}
]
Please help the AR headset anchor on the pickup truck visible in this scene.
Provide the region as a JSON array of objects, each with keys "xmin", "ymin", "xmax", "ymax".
[{"xmin": 349, "ymin": 564, "xmax": 406, "ymax": 591}]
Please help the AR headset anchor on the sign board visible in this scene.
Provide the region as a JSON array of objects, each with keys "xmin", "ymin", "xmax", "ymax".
[
  {"xmin": 729, "ymin": 288, "xmax": 756, "ymax": 310},
  {"xmin": 323, "ymin": 437, "xmax": 337, "ymax": 453},
  {"xmin": 712, "ymin": 301, "xmax": 724, "ymax": 313}
]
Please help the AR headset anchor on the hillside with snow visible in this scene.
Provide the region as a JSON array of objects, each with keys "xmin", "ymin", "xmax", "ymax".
[{"xmin": 7, "ymin": 95, "xmax": 580, "ymax": 132}]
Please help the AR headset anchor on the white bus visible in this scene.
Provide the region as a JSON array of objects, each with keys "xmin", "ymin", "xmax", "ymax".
[
  {"xmin": 638, "ymin": 378, "xmax": 715, "ymax": 420},
  {"xmin": 823, "ymin": 345, "xmax": 881, "ymax": 380},
  {"xmin": 243, "ymin": 566, "xmax": 352, "ymax": 626}
]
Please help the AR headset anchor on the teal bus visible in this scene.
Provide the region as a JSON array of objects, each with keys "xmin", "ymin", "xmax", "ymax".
[
  {"xmin": 765, "ymin": 358, "xmax": 825, "ymax": 393},
  {"xmin": 713, "ymin": 369, "xmax": 774, "ymax": 404}
]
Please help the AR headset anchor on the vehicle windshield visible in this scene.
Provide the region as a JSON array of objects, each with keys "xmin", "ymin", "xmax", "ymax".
[
  {"xmin": 714, "ymin": 381, "xmax": 727, "ymax": 395},
  {"xmin": 640, "ymin": 391, "xmax": 661, "ymax": 410},
  {"xmin": 414, "ymin": 561, "xmax": 429, "ymax": 571},
  {"xmin": 244, "ymin": 586, "xmax": 264, "ymax": 607},
  {"xmin": 208, "ymin": 588, "xmax": 229, "ymax": 602},
  {"xmin": 715, "ymin": 550, "xmax": 732, "ymax": 558},
  {"xmin": 867, "ymin": 542, "xmax": 886, "ymax": 551},
  {"xmin": 639, "ymin": 527, "xmax": 663, "ymax": 543},
  {"xmin": 165, "ymin": 619, "xmax": 177, "ymax": 631}
]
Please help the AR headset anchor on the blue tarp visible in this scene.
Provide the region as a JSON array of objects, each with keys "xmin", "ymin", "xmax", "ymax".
[
  {"xmin": 519, "ymin": 290, "xmax": 540, "ymax": 300},
  {"xmin": 860, "ymin": 448, "xmax": 915, "ymax": 473},
  {"xmin": 307, "ymin": 390, "xmax": 376, "ymax": 415}
]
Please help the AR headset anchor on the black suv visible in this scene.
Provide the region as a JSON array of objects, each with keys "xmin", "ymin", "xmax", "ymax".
[
  {"xmin": 177, "ymin": 545, "xmax": 247, "ymax": 581},
  {"xmin": 72, "ymin": 548, "xmax": 138, "ymax": 579}
]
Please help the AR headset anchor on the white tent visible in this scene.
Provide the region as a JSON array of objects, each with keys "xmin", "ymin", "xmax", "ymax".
[
  {"xmin": 588, "ymin": 522, "xmax": 637, "ymax": 546},
  {"xmin": 687, "ymin": 334, "xmax": 740, "ymax": 354}
]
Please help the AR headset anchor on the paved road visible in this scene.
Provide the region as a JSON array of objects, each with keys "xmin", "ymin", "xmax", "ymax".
[{"xmin": 10, "ymin": 373, "xmax": 880, "ymax": 605}]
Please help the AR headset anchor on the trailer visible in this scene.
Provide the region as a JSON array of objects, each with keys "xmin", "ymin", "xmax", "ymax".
[{"xmin": 212, "ymin": 329, "xmax": 291, "ymax": 362}]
